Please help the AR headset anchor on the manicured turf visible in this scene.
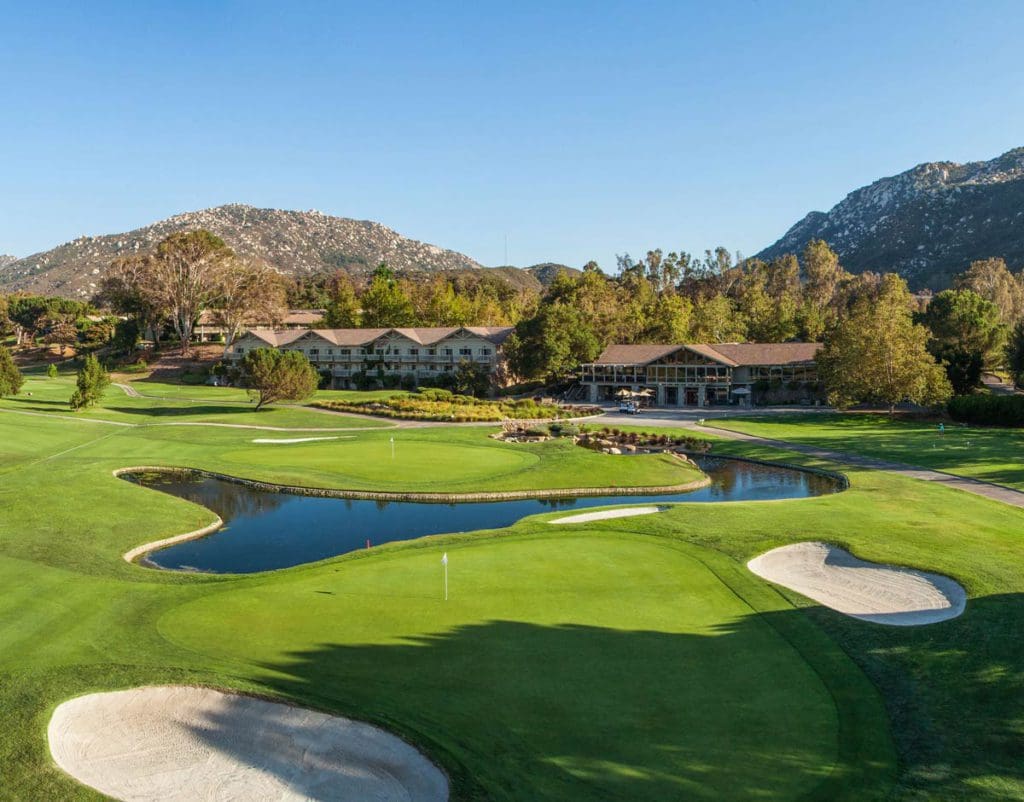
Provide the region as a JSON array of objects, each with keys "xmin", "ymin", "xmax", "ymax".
[
  {"xmin": 713, "ymin": 412, "xmax": 1024, "ymax": 490},
  {"xmin": 0, "ymin": 376, "xmax": 391, "ymax": 429},
  {"xmin": 2, "ymin": 397, "xmax": 1024, "ymax": 799}
]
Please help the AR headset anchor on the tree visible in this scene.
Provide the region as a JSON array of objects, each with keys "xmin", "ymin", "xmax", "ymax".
[
  {"xmin": 954, "ymin": 258, "xmax": 1024, "ymax": 325},
  {"xmin": 816, "ymin": 275, "xmax": 951, "ymax": 412},
  {"xmin": 70, "ymin": 353, "xmax": 110, "ymax": 410},
  {"xmin": 639, "ymin": 293, "xmax": 692, "ymax": 343},
  {"xmin": 210, "ymin": 258, "xmax": 286, "ymax": 345},
  {"xmin": 321, "ymin": 274, "xmax": 361, "ymax": 328},
  {"xmin": 43, "ymin": 317, "xmax": 78, "ymax": 356},
  {"xmin": 47, "ymin": 363, "xmax": 58, "ymax": 379},
  {"xmin": 920, "ymin": 289, "xmax": 1007, "ymax": 395},
  {"xmin": 99, "ymin": 256, "xmax": 167, "ymax": 347},
  {"xmin": 0, "ymin": 346, "xmax": 23, "ymax": 396},
  {"xmin": 1007, "ymin": 320, "xmax": 1024, "ymax": 389},
  {"xmin": 799, "ymin": 240, "xmax": 845, "ymax": 339},
  {"xmin": 504, "ymin": 303, "xmax": 601, "ymax": 382},
  {"xmin": 359, "ymin": 264, "xmax": 415, "ymax": 327},
  {"xmin": 7, "ymin": 295, "xmax": 52, "ymax": 346},
  {"xmin": 145, "ymin": 230, "xmax": 233, "ymax": 353},
  {"xmin": 690, "ymin": 293, "xmax": 746, "ymax": 342},
  {"xmin": 453, "ymin": 358, "xmax": 491, "ymax": 397},
  {"xmin": 241, "ymin": 348, "xmax": 319, "ymax": 411}
]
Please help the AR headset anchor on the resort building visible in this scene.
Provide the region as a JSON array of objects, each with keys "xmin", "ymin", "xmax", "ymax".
[
  {"xmin": 194, "ymin": 309, "xmax": 326, "ymax": 343},
  {"xmin": 578, "ymin": 342, "xmax": 822, "ymax": 407},
  {"xmin": 224, "ymin": 326, "xmax": 514, "ymax": 389}
]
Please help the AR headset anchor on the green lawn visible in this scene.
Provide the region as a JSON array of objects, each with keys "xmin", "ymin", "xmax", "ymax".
[
  {"xmin": 0, "ymin": 376, "xmax": 392, "ymax": 429},
  {"xmin": 712, "ymin": 412, "xmax": 1024, "ymax": 490},
  {"xmin": 2, "ymin": 396, "xmax": 1024, "ymax": 799}
]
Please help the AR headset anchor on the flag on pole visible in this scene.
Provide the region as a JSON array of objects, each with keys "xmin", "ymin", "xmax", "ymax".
[
  {"xmin": 441, "ymin": 552, "xmax": 448, "ymax": 565},
  {"xmin": 441, "ymin": 552, "xmax": 448, "ymax": 601}
]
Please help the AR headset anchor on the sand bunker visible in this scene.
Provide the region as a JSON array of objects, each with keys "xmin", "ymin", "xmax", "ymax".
[
  {"xmin": 48, "ymin": 686, "xmax": 449, "ymax": 801},
  {"xmin": 549, "ymin": 505, "xmax": 666, "ymax": 525},
  {"xmin": 251, "ymin": 436, "xmax": 347, "ymax": 444},
  {"xmin": 747, "ymin": 542, "xmax": 966, "ymax": 626}
]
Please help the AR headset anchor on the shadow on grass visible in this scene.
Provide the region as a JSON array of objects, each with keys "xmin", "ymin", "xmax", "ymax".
[
  {"xmin": 187, "ymin": 617, "xmax": 896, "ymax": 802},
  {"xmin": 3, "ymin": 396, "xmax": 70, "ymax": 408},
  {"xmin": 104, "ymin": 404, "xmax": 255, "ymax": 418}
]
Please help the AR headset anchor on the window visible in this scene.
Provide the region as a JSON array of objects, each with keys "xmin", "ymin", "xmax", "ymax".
[
  {"xmin": 442, "ymin": 347, "xmax": 454, "ymax": 356},
  {"xmin": 480, "ymin": 348, "xmax": 492, "ymax": 356},
  {"xmin": 340, "ymin": 348, "xmax": 351, "ymax": 356},
  {"xmin": 376, "ymin": 348, "xmax": 384, "ymax": 355},
  {"xmin": 428, "ymin": 348, "xmax": 436, "ymax": 356},
  {"xmin": 409, "ymin": 348, "xmax": 419, "ymax": 355},
  {"xmin": 362, "ymin": 347, "xmax": 372, "ymax": 355},
  {"xmin": 236, "ymin": 347, "xmax": 244, "ymax": 354},
  {"xmin": 459, "ymin": 348, "xmax": 472, "ymax": 356},
  {"xmin": 309, "ymin": 349, "xmax": 319, "ymax": 355}
]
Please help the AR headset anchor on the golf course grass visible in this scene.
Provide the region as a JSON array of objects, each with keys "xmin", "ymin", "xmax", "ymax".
[
  {"xmin": 2, "ymin": 393, "xmax": 1024, "ymax": 800},
  {"xmin": 712, "ymin": 412, "xmax": 1024, "ymax": 490},
  {"xmin": 0, "ymin": 375, "xmax": 393, "ymax": 429}
]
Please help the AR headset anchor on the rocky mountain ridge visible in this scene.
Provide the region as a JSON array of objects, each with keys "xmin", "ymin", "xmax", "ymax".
[
  {"xmin": 757, "ymin": 147, "xmax": 1024, "ymax": 288},
  {"xmin": 0, "ymin": 204, "xmax": 510, "ymax": 298}
]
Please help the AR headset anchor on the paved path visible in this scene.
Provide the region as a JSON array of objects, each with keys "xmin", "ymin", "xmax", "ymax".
[
  {"xmin": 596, "ymin": 407, "xmax": 1024, "ymax": 509},
  {"xmin": 700, "ymin": 424, "xmax": 1024, "ymax": 509}
]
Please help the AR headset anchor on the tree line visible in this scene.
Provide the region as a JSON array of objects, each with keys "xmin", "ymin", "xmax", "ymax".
[{"xmin": 3, "ymin": 228, "xmax": 1024, "ymax": 411}]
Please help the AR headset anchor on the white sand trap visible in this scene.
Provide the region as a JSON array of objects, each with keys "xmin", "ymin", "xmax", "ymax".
[
  {"xmin": 251, "ymin": 436, "xmax": 348, "ymax": 444},
  {"xmin": 549, "ymin": 505, "xmax": 666, "ymax": 525},
  {"xmin": 747, "ymin": 542, "xmax": 966, "ymax": 626},
  {"xmin": 48, "ymin": 686, "xmax": 449, "ymax": 801}
]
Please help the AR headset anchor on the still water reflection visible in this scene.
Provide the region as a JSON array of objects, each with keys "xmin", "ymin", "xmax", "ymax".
[{"xmin": 123, "ymin": 456, "xmax": 840, "ymax": 574}]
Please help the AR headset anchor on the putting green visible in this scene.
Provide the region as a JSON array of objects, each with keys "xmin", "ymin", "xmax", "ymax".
[
  {"xmin": 158, "ymin": 533, "xmax": 882, "ymax": 800},
  {"xmin": 10, "ymin": 393, "xmax": 1024, "ymax": 800}
]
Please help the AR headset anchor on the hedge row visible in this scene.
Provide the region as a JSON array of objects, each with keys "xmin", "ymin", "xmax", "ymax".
[{"xmin": 948, "ymin": 394, "xmax": 1024, "ymax": 426}]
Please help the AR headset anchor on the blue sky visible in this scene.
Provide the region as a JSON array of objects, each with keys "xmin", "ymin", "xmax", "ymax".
[{"xmin": 1, "ymin": 1, "xmax": 1022, "ymax": 268}]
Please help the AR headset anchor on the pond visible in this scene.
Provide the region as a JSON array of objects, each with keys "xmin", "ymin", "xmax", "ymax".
[{"xmin": 123, "ymin": 457, "xmax": 841, "ymax": 574}]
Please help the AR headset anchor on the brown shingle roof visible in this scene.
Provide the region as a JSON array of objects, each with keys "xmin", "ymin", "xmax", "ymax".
[
  {"xmin": 705, "ymin": 342, "xmax": 821, "ymax": 366},
  {"xmin": 593, "ymin": 344, "xmax": 687, "ymax": 365},
  {"xmin": 237, "ymin": 326, "xmax": 514, "ymax": 348},
  {"xmin": 591, "ymin": 342, "xmax": 821, "ymax": 367}
]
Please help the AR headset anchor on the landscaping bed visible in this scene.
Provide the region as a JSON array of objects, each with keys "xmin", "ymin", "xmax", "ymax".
[{"xmin": 313, "ymin": 388, "xmax": 600, "ymax": 422}]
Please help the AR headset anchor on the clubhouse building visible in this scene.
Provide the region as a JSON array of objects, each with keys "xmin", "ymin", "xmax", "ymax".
[
  {"xmin": 578, "ymin": 342, "xmax": 822, "ymax": 407},
  {"xmin": 224, "ymin": 326, "xmax": 514, "ymax": 389}
]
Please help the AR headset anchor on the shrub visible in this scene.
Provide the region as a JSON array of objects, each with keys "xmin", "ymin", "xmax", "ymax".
[
  {"xmin": 47, "ymin": 363, "xmax": 58, "ymax": 379},
  {"xmin": 948, "ymin": 394, "xmax": 1024, "ymax": 426}
]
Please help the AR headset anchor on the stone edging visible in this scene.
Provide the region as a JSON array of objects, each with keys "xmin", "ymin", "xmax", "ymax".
[{"xmin": 113, "ymin": 465, "xmax": 711, "ymax": 564}]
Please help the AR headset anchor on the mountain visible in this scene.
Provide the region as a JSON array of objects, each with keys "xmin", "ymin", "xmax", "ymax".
[
  {"xmin": 757, "ymin": 148, "xmax": 1024, "ymax": 289},
  {"xmin": 0, "ymin": 204, "xmax": 532, "ymax": 298},
  {"xmin": 0, "ymin": 255, "xmax": 16, "ymax": 270}
]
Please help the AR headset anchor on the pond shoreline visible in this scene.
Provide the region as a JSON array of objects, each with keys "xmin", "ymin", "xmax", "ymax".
[{"xmin": 114, "ymin": 465, "xmax": 711, "ymax": 566}]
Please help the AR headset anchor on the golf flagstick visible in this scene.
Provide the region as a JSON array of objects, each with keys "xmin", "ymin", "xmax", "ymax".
[{"xmin": 441, "ymin": 552, "xmax": 448, "ymax": 601}]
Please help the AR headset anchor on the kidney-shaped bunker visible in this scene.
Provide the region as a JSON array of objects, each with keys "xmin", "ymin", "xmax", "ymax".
[
  {"xmin": 48, "ymin": 686, "xmax": 448, "ymax": 801},
  {"xmin": 748, "ymin": 541, "xmax": 966, "ymax": 626}
]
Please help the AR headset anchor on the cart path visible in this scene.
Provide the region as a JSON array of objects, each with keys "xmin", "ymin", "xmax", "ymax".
[{"xmin": 700, "ymin": 423, "xmax": 1024, "ymax": 510}]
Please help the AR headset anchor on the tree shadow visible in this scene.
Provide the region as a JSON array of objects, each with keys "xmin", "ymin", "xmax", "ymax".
[
  {"xmin": 185, "ymin": 616, "xmax": 897, "ymax": 801},
  {"xmin": 176, "ymin": 596, "xmax": 1024, "ymax": 800},
  {"xmin": 104, "ymin": 404, "xmax": 249, "ymax": 418},
  {"xmin": 3, "ymin": 396, "xmax": 70, "ymax": 408}
]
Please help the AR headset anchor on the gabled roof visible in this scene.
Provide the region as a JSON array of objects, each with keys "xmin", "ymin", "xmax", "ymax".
[
  {"xmin": 234, "ymin": 326, "xmax": 514, "ymax": 348},
  {"xmin": 704, "ymin": 342, "xmax": 821, "ymax": 366},
  {"xmin": 592, "ymin": 344, "xmax": 687, "ymax": 366},
  {"xmin": 590, "ymin": 342, "xmax": 822, "ymax": 368}
]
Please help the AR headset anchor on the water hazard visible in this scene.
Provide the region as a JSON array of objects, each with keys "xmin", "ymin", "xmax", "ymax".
[{"xmin": 123, "ymin": 456, "xmax": 841, "ymax": 573}]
